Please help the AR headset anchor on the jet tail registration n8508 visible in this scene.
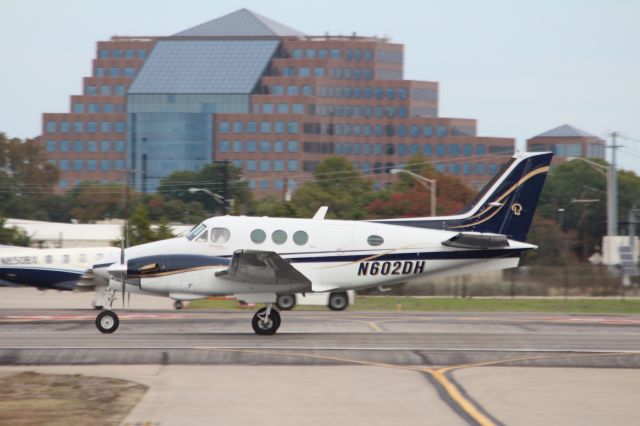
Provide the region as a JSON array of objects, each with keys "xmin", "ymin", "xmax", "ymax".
[{"xmin": 91, "ymin": 151, "xmax": 552, "ymax": 335}]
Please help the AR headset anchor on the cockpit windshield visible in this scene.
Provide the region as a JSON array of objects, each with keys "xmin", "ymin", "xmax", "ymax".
[{"xmin": 185, "ymin": 223, "xmax": 207, "ymax": 241}]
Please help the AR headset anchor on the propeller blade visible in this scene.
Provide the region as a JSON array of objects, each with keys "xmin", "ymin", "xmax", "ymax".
[{"xmin": 121, "ymin": 229, "xmax": 126, "ymax": 309}]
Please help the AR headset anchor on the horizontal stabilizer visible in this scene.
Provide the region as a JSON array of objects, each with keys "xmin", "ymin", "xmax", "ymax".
[
  {"xmin": 442, "ymin": 232, "xmax": 509, "ymax": 249},
  {"xmin": 216, "ymin": 249, "xmax": 310, "ymax": 285}
]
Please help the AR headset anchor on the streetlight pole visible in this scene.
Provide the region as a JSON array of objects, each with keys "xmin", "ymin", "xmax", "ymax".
[
  {"xmin": 567, "ymin": 157, "xmax": 612, "ymax": 236},
  {"xmin": 188, "ymin": 187, "xmax": 227, "ymax": 215},
  {"xmin": 390, "ymin": 168, "xmax": 437, "ymax": 217}
]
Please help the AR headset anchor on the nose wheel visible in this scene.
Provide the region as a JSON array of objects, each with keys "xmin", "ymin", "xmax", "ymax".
[
  {"xmin": 252, "ymin": 305, "xmax": 281, "ymax": 335},
  {"xmin": 96, "ymin": 310, "xmax": 119, "ymax": 334}
]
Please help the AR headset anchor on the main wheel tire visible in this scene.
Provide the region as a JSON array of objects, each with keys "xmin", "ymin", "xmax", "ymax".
[
  {"xmin": 328, "ymin": 292, "xmax": 349, "ymax": 311},
  {"xmin": 174, "ymin": 300, "xmax": 184, "ymax": 310},
  {"xmin": 96, "ymin": 310, "xmax": 119, "ymax": 334},
  {"xmin": 276, "ymin": 294, "xmax": 296, "ymax": 310},
  {"xmin": 252, "ymin": 307, "xmax": 281, "ymax": 335}
]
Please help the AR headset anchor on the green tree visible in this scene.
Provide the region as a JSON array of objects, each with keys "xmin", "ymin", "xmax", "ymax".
[
  {"xmin": 0, "ymin": 218, "xmax": 30, "ymax": 246},
  {"xmin": 291, "ymin": 156, "xmax": 374, "ymax": 219},
  {"xmin": 0, "ymin": 133, "xmax": 59, "ymax": 219},
  {"xmin": 252, "ymin": 194, "xmax": 298, "ymax": 217},
  {"xmin": 64, "ymin": 180, "xmax": 126, "ymax": 223},
  {"xmin": 158, "ymin": 162, "xmax": 252, "ymax": 215},
  {"xmin": 120, "ymin": 204, "xmax": 175, "ymax": 246}
]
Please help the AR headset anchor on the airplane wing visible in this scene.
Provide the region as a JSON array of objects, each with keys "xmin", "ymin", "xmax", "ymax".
[
  {"xmin": 215, "ymin": 249, "xmax": 311, "ymax": 286},
  {"xmin": 441, "ymin": 232, "xmax": 509, "ymax": 249}
]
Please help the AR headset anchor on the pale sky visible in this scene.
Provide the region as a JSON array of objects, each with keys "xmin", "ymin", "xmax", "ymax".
[{"xmin": 1, "ymin": 0, "xmax": 639, "ymax": 171}]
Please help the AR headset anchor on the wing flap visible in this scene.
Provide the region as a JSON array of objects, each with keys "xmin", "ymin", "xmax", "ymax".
[{"xmin": 215, "ymin": 249, "xmax": 311, "ymax": 285}]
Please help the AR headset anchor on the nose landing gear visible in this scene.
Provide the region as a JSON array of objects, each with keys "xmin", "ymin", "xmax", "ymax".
[{"xmin": 95, "ymin": 288, "xmax": 119, "ymax": 333}]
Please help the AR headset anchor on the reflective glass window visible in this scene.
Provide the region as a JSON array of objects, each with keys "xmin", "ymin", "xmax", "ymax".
[
  {"xmin": 74, "ymin": 141, "xmax": 83, "ymax": 152},
  {"xmin": 73, "ymin": 160, "xmax": 83, "ymax": 171},
  {"xmin": 247, "ymin": 160, "xmax": 256, "ymax": 171},
  {"xmin": 367, "ymin": 235, "xmax": 384, "ymax": 246},
  {"xmin": 101, "ymin": 140, "xmax": 110, "ymax": 152},
  {"xmin": 274, "ymin": 141, "xmax": 284, "ymax": 152},
  {"xmin": 219, "ymin": 141, "xmax": 230, "ymax": 152},
  {"xmin": 437, "ymin": 126, "xmax": 447, "ymax": 137},
  {"xmin": 247, "ymin": 140, "xmax": 257, "ymax": 152},
  {"xmin": 287, "ymin": 160, "xmax": 298, "ymax": 172},
  {"xmin": 46, "ymin": 140, "xmax": 56, "ymax": 152},
  {"xmin": 260, "ymin": 160, "xmax": 270, "ymax": 171},
  {"xmin": 293, "ymin": 231, "xmax": 308, "ymax": 246},
  {"xmin": 211, "ymin": 228, "xmax": 231, "ymax": 243},
  {"xmin": 233, "ymin": 141, "xmax": 243, "ymax": 152},
  {"xmin": 260, "ymin": 141, "xmax": 270, "ymax": 152},
  {"xmin": 423, "ymin": 144, "xmax": 433, "ymax": 156},
  {"xmin": 436, "ymin": 144, "xmax": 446, "ymax": 156},
  {"xmin": 87, "ymin": 160, "xmax": 96, "ymax": 171},
  {"xmin": 424, "ymin": 126, "xmax": 433, "ymax": 137},
  {"xmin": 288, "ymin": 141, "xmax": 298, "ymax": 152},
  {"xmin": 450, "ymin": 144, "xmax": 460, "ymax": 156},
  {"xmin": 219, "ymin": 122, "xmax": 229, "ymax": 133},
  {"xmin": 101, "ymin": 160, "xmax": 110, "ymax": 171},
  {"xmin": 233, "ymin": 121, "xmax": 243, "ymax": 133},
  {"xmin": 260, "ymin": 122, "xmax": 271, "ymax": 133},
  {"xmin": 274, "ymin": 160, "xmax": 284, "ymax": 171}
]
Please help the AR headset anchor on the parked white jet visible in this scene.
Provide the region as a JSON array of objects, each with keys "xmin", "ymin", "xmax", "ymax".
[
  {"xmin": 0, "ymin": 246, "xmax": 120, "ymax": 307},
  {"xmin": 91, "ymin": 151, "xmax": 552, "ymax": 335}
]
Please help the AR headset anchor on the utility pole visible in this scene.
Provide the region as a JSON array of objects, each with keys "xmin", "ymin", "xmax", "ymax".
[
  {"xmin": 213, "ymin": 160, "xmax": 230, "ymax": 214},
  {"xmin": 608, "ymin": 131, "xmax": 620, "ymax": 236}
]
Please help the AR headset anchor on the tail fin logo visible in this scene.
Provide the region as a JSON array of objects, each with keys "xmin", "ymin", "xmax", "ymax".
[{"xmin": 511, "ymin": 203, "xmax": 523, "ymax": 216}]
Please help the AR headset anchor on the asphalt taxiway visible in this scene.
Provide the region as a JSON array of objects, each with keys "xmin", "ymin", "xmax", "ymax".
[{"xmin": 2, "ymin": 288, "xmax": 640, "ymax": 425}]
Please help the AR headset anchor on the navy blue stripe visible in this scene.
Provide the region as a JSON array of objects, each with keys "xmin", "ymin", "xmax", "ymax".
[{"xmin": 286, "ymin": 248, "xmax": 525, "ymax": 263}]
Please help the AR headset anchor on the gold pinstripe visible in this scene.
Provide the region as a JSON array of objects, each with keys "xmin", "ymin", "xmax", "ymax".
[{"xmin": 450, "ymin": 166, "xmax": 549, "ymax": 229}]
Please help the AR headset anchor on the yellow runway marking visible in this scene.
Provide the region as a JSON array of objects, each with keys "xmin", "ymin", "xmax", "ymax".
[
  {"xmin": 198, "ymin": 347, "xmax": 639, "ymax": 426},
  {"xmin": 367, "ymin": 321, "xmax": 383, "ymax": 332}
]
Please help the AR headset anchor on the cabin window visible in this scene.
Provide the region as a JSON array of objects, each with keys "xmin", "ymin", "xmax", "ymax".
[
  {"xmin": 367, "ymin": 235, "xmax": 384, "ymax": 246},
  {"xmin": 45, "ymin": 255, "xmax": 53, "ymax": 264},
  {"xmin": 79, "ymin": 254, "xmax": 87, "ymax": 263},
  {"xmin": 251, "ymin": 229, "xmax": 267, "ymax": 244},
  {"xmin": 211, "ymin": 228, "xmax": 231, "ymax": 243},
  {"xmin": 272, "ymin": 230, "xmax": 287, "ymax": 245},
  {"xmin": 293, "ymin": 231, "xmax": 309, "ymax": 246},
  {"xmin": 196, "ymin": 230, "xmax": 209, "ymax": 242},
  {"xmin": 62, "ymin": 255, "xmax": 70, "ymax": 263}
]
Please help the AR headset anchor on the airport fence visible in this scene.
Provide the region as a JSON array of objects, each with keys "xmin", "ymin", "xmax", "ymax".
[{"xmin": 362, "ymin": 265, "xmax": 637, "ymax": 298}]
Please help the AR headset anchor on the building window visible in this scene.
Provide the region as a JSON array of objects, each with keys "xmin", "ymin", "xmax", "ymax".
[
  {"xmin": 219, "ymin": 122, "xmax": 230, "ymax": 133},
  {"xmin": 398, "ymin": 125, "xmax": 407, "ymax": 137},
  {"xmin": 287, "ymin": 160, "xmax": 298, "ymax": 172},
  {"xmin": 100, "ymin": 85, "xmax": 111, "ymax": 96},
  {"xmin": 86, "ymin": 85, "xmax": 96, "ymax": 95},
  {"xmin": 72, "ymin": 103, "xmax": 84, "ymax": 113},
  {"xmin": 424, "ymin": 126, "xmax": 433, "ymax": 137},
  {"xmin": 287, "ymin": 85, "xmax": 298, "ymax": 96},
  {"xmin": 233, "ymin": 121, "xmax": 243, "ymax": 133},
  {"xmin": 437, "ymin": 126, "xmax": 447, "ymax": 137},
  {"xmin": 386, "ymin": 88, "xmax": 395, "ymax": 100},
  {"xmin": 73, "ymin": 160, "xmax": 83, "ymax": 171},
  {"xmin": 114, "ymin": 160, "xmax": 124, "ymax": 170},
  {"xmin": 331, "ymin": 49, "xmax": 340, "ymax": 59},
  {"xmin": 101, "ymin": 160, "xmax": 110, "ymax": 171},
  {"xmin": 101, "ymin": 140, "xmax": 110, "ymax": 152},
  {"xmin": 398, "ymin": 144, "xmax": 407, "ymax": 156},
  {"xmin": 109, "ymin": 68, "xmax": 120, "ymax": 77},
  {"xmin": 87, "ymin": 141, "xmax": 97, "ymax": 152},
  {"xmin": 138, "ymin": 49, "xmax": 146, "ymax": 59},
  {"xmin": 247, "ymin": 121, "xmax": 257, "ymax": 133},
  {"xmin": 125, "ymin": 49, "xmax": 135, "ymax": 59},
  {"xmin": 59, "ymin": 160, "xmax": 69, "ymax": 171},
  {"xmin": 274, "ymin": 160, "xmax": 284, "ymax": 171},
  {"xmin": 219, "ymin": 141, "xmax": 229, "ymax": 153},
  {"xmin": 112, "ymin": 49, "xmax": 121, "ymax": 59},
  {"xmin": 260, "ymin": 160, "xmax": 270, "ymax": 172},
  {"xmin": 124, "ymin": 67, "xmax": 136, "ymax": 77},
  {"xmin": 87, "ymin": 160, "xmax": 97, "ymax": 171},
  {"xmin": 114, "ymin": 140, "xmax": 124, "ymax": 152},
  {"xmin": 233, "ymin": 141, "xmax": 243, "ymax": 153},
  {"xmin": 398, "ymin": 106, "xmax": 408, "ymax": 118},
  {"xmin": 274, "ymin": 141, "xmax": 284, "ymax": 153},
  {"xmin": 247, "ymin": 140, "xmax": 257, "ymax": 152},
  {"xmin": 423, "ymin": 144, "xmax": 433, "ymax": 156},
  {"xmin": 60, "ymin": 121, "xmax": 70, "ymax": 133},
  {"xmin": 60, "ymin": 140, "xmax": 69, "ymax": 152},
  {"xmin": 247, "ymin": 160, "xmax": 256, "ymax": 171},
  {"xmin": 488, "ymin": 164, "xmax": 498, "ymax": 175},
  {"xmin": 277, "ymin": 104, "xmax": 288, "ymax": 114},
  {"xmin": 74, "ymin": 141, "xmax": 83, "ymax": 152},
  {"xmin": 292, "ymin": 104, "xmax": 304, "ymax": 113},
  {"xmin": 46, "ymin": 140, "xmax": 56, "ymax": 152},
  {"xmin": 476, "ymin": 144, "xmax": 485, "ymax": 155},
  {"xmin": 314, "ymin": 67, "xmax": 324, "ymax": 77},
  {"xmin": 274, "ymin": 122, "xmax": 284, "ymax": 134},
  {"xmin": 450, "ymin": 144, "xmax": 460, "ymax": 156},
  {"xmin": 476, "ymin": 163, "xmax": 485, "ymax": 175},
  {"xmin": 88, "ymin": 104, "xmax": 100, "ymax": 113},
  {"xmin": 46, "ymin": 121, "xmax": 56, "ymax": 133},
  {"xmin": 463, "ymin": 144, "xmax": 472, "ymax": 156},
  {"xmin": 263, "ymin": 104, "xmax": 273, "ymax": 113},
  {"xmin": 436, "ymin": 144, "xmax": 446, "ymax": 156},
  {"xmin": 260, "ymin": 122, "xmax": 271, "ymax": 133},
  {"xmin": 260, "ymin": 180, "xmax": 270, "ymax": 191},
  {"xmin": 299, "ymin": 67, "xmax": 310, "ymax": 77},
  {"xmin": 98, "ymin": 49, "xmax": 109, "ymax": 59},
  {"xmin": 375, "ymin": 87, "xmax": 383, "ymax": 99},
  {"xmin": 260, "ymin": 141, "xmax": 270, "ymax": 152},
  {"xmin": 100, "ymin": 122, "xmax": 111, "ymax": 133},
  {"xmin": 115, "ymin": 122, "xmax": 125, "ymax": 133},
  {"xmin": 115, "ymin": 85, "xmax": 125, "ymax": 95}
]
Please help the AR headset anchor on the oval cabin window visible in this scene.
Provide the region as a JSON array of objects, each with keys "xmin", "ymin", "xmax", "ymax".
[
  {"xmin": 293, "ymin": 231, "xmax": 309, "ymax": 246},
  {"xmin": 272, "ymin": 230, "xmax": 287, "ymax": 245},
  {"xmin": 251, "ymin": 229, "xmax": 266, "ymax": 244},
  {"xmin": 367, "ymin": 235, "xmax": 384, "ymax": 246}
]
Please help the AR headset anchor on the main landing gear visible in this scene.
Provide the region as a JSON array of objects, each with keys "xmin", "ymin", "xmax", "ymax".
[
  {"xmin": 252, "ymin": 304, "xmax": 281, "ymax": 335},
  {"xmin": 95, "ymin": 288, "xmax": 119, "ymax": 334}
]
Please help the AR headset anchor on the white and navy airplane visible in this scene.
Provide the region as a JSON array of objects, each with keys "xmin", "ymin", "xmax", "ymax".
[{"xmin": 91, "ymin": 151, "xmax": 552, "ymax": 335}]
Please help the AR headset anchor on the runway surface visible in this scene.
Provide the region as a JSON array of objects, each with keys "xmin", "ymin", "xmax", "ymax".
[
  {"xmin": 2, "ymin": 309, "xmax": 640, "ymax": 367},
  {"xmin": 3, "ymin": 305, "xmax": 640, "ymax": 425}
]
